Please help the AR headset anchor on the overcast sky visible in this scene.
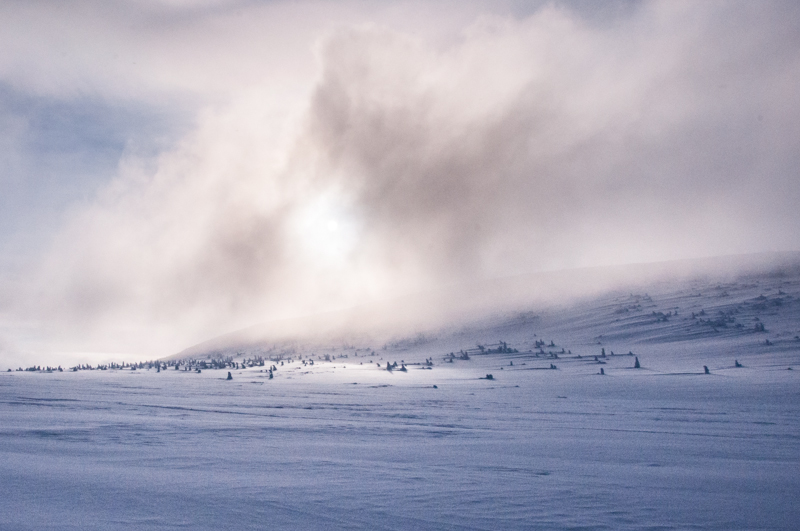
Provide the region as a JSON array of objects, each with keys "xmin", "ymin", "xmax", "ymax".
[{"xmin": 1, "ymin": 0, "xmax": 798, "ymax": 365}]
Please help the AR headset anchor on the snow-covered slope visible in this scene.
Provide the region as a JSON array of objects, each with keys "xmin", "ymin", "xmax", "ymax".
[
  {"xmin": 174, "ymin": 253, "xmax": 800, "ymax": 378},
  {"xmin": 1, "ymin": 255, "xmax": 798, "ymax": 530}
]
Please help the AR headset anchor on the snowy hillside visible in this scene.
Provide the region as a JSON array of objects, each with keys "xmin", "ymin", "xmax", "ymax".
[
  {"xmin": 1, "ymin": 257, "xmax": 799, "ymax": 530},
  {"xmin": 174, "ymin": 254, "xmax": 800, "ymax": 378}
]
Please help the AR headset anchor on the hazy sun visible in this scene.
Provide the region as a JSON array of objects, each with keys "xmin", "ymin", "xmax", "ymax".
[{"xmin": 291, "ymin": 193, "xmax": 360, "ymax": 267}]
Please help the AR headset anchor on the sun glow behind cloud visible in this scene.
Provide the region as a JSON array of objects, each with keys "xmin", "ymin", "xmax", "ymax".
[{"xmin": 291, "ymin": 191, "xmax": 362, "ymax": 269}]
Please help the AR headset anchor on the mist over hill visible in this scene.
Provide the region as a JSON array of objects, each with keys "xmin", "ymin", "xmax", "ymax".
[{"xmin": 173, "ymin": 251, "xmax": 800, "ymax": 366}]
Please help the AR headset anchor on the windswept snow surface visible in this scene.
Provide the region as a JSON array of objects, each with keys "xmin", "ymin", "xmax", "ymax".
[{"xmin": 2, "ymin": 270, "xmax": 800, "ymax": 530}]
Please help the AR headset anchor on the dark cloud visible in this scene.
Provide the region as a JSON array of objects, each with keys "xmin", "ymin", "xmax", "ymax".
[{"xmin": 302, "ymin": 2, "xmax": 800, "ymax": 278}]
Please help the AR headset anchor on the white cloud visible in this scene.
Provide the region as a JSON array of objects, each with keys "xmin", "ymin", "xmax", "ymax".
[{"xmin": 2, "ymin": 0, "xmax": 799, "ymax": 362}]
